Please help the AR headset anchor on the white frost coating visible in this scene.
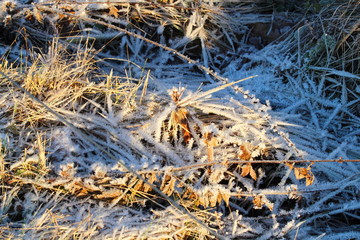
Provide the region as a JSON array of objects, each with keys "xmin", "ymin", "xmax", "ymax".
[{"xmin": 202, "ymin": 123, "xmax": 219, "ymax": 135}]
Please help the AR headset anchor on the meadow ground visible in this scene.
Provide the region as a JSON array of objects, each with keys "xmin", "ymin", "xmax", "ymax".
[{"xmin": 0, "ymin": 1, "xmax": 359, "ymax": 239}]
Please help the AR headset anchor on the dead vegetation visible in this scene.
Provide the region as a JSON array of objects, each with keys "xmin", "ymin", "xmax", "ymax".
[{"xmin": 0, "ymin": 0, "xmax": 359, "ymax": 239}]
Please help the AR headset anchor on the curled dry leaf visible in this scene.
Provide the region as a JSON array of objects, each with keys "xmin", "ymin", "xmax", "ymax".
[
  {"xmin": 253, "ymin": 195, "xmax": 263, "ymax": 209},
  {"xmin": 95, "ymin": 189, "xmax": 123, "ymax": 199},
  {"xmin": 33, "ymin": 7, "xmax": 43, "ymax": 24},
  {"xmin": 305, "ymin": 174, "xmax": 315, "ymax": 186},
  {"xmin": 294, "ymin": 166, "xmax": 315, "ymax": 186},
  {"xmin": 253, "ymin": 195, "xmax": 273, "ymax": 211},
  {"xmin": 170, "ymin": 107, "xmax": 192, "ymax": 144},
  {"xmin": 208, "ymin": 191, "xmax": 218, "ymax": 207},
  {"xmin": 133, "ymin": 179, "xmax": 145, "ymax": 192},
  {"xmin": 239, "ymin": 144, "xmax": 252, "ymax": 160},
  {"xmin": 241, "ymin": 164, "xmax": 250, "ymax": 177},
  {"xmin": 160, "ymin": 174, "xmax": 176, "ymax": 196},
  {"xmin": 143, "ymin": 172, "xmax": 157, "ymax": 192},
  {"xmin": 109, "ymin": 6, "xmax": 119, "ymax": 18},
  {"xmin": 249, "ymin": 166, "xmax": 257, "ymax": 181},
  {"xmin": 241, "ymin": 163, "xmax": 257, "ymax": 181}
]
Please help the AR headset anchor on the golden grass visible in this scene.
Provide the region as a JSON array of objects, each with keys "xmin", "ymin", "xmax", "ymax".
[{"xmin": 0, "ymin": 1, "xmax": 359, "ymax": 239}]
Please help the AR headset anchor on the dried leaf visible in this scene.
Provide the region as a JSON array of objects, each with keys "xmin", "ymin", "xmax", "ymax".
[
  {"xmin": 95, "ymin": 189, "xmax": 123, "ymax": 199},
  {"xmin": 204, "ymin": 132, "xmax": 217, "ymax": 162},
  {"xmin": 208, "ymin": 191, "xmax": 217, "ymax": 207},
  {"xmin": 83, "ymin": 179, "xmax": 101, "ymax": 192},
  {"xmin": 59, "ymin": 163, "xmax": 76, "ymax": 179},
  {"xmin": 221, "ymin": 192, "xmax": 230, "ymax": 206},
  {"xmin": 170, "ymin": 107, "xmax": 192, "ymax": 143},
  {"xmin": 160, "ymin": 174, "xmax": 171, "ymax": 190},
  {"xmin": 143, "ymin": 173, "xmax": 157, "ymax": 192},
  {"xmin": 294, "ymin": 167, "xmax": 309, "ymax": 180},
  {"xmin": 203, "ymin": 132, "xmax": 217, "ymax": 147},
  {"xmin": 96, "ymin": 177, "xmax": 112, "ymax": 184},
  {"xmin": 241, "ymin": 164, "xmax": 251, "ymax": 177},
  {"xmin": 178, "ymin": 108, "xmax": 192, "ymax": 143},
  {"xmin": 253, "ymin": 195, "xmax": 263, "ymax": 209},
  {"xmin": 66, "ymin": 180, "xmax": 83, "ymax": 194},
  {"xmin": 249, "ymin": 166, "xmax": 257, "ymax": 181},
  {"xmin": 285, "ymin": 162, "xmax": 294, "ymax": 170},
  {"xmin": 77, "ymin": 188, "xmax": 88, "ymax": 197},
  {"xmin": 239, "ymin": 144, "xmax": 251, "ymax": 160},
  {"xmin": 160, "ymin": 175, "xmax": 176, "ymax": 196},
  {"xmin": 217, "ymin": 191, "xmax": 223, "ymax": 204},
  {"xmin": 133, "ymin": 179, "xmax": 144, "ymax": 192},
  {"xmin": 293, "ymin": 166, "xmax": 315, "ymax": 186},
  {"xmin": 109, "ymin": 6, "xmax": 119, "ymax": 18},
  {"xmin": 33, "ymin": 7, "xmax": 43, "ymax": 23},
  {"xmin": 198, "ymin": 194, "xmax": 207, "ymax": 207},
  {"xmin": 306, "ymin": 174, "xmax": 315, "ymax": 186}
]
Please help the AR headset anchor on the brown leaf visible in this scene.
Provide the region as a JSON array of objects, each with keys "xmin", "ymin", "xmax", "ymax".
[
  {"xmin": 133, "ymin": 179, "xmax": 144, "ymax": 192},
  {"xmin": 161, "ymin": 175, "xmax": 176, "ymax": 196},
  {"xmin": 239, "ymin": 144, "xmax": 251, "ymax": 160},
  {"xmin": 77, "ymin": 188, "xmax": 88, "ymax": 197},
  {"xmin": 170, "ymin": 107, "xmax": 192, "ymax": 144},
  {"xmin": 293, "ymin": 166, "xmax": 315, "ymax": 186},
  {"xmin": 285, "ymin": 162, "xmax": 294, "ymax": 170},
  {"xmin": 198, "ymin": 194, "xmax": 207, "ymax": 207},
  {"xmin": 253, "ymin": 195, "xmax": 263, "ymax": 209},
  {"xmin": 306, "ymin": 174, "xmax": 315, "ymax": 186},
  {"xmin": 96, "ymin": 177, "xmax": 112, "ymax": 184},
  {"xmin": 222, "ymin": 192, "xmax": 230, "ymax": 206},
  {"xmin": 294, "ymin": 167, "xmax": 308, "ymax": 180},
  {"xmin": 217, "ymin": 191, "xmax": 223, "ymax": 204},
  {"xmin": 143, "ymin": 173, "xmax": 157, "ymax": 192},
  {"xmin": 95, "ymin": 189, "xmax": 123, "ymax": 199},
  {"xmin": 204, "ymin": 132, "xmax": 218, "ymax": 162},
  {"xmin": 209, "ymin": 191, "xmax": 217, "ymax": 207},
  {"xmin": 249, "ymin": 165, "xmax": 257, "ymax": 181},
  {"xmin": 241, "ymin": 164, "xmax": 251, "ymax": 177},
  {"xmin": 203, "ymin": 132, "xmax": 217, "ymax": 147},
  {"xmin": 160, "ymin": 174, "xmax": 171, "ymax": 190},
  {"xmin": 33, "ymin": 7, "xmax": 43, "ymax": 23},
  {"xmin": 109, "ymin": 6, "xmax": 119, "ymax": 18}
]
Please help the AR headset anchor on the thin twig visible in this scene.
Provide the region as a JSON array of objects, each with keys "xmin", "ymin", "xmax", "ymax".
[{"xmin": 168, "ymin": 158, "xmax": 360, "ymax": 172}]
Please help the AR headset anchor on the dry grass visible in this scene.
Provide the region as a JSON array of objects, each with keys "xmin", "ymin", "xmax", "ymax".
[{"xmin": 0, "ymin": 0, "xmax": 359, "ymax": 239}]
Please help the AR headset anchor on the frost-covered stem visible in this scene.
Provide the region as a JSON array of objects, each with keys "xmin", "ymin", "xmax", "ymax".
[
  {"xmin": 166, "ymin": 159, "xmax": 360, "ymax": 172},
  {"xmin": 36, "ymin": 5, "xmax": 228, "ymax": 84}
]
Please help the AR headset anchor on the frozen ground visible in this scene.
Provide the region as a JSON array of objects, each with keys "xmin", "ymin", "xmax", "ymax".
[{"xmin": 0, "ymin": 0, "xmax": 359, "ymax": 239}]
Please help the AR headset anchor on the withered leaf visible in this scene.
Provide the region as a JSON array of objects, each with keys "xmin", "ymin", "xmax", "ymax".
[
  {"xmin": 306, "ymin": 174, "xmax": 315, "ymax": 186},
  {"xmin": 294, "ymin": 166, "xmax": 315, "ymax": 186},
  {"xmin": 95, "ymin": 189, "xmax": 123, "ymax": 199},
  {"xmin": 222, "ymin": 192, "xmax": 230, "ymax": 206},
  {"xmin": 133, "ymin": 179, "xmax": 144, "ymax": 192},
  {"xmin": 294, "ymin": 167, "xmax": 309, "ymax": 180},
  {"xmin": 249, "ymin": 165, "xmax": 257, "ymax": 181},
  {"xmin": 109, "ymin": 6, "xmax": 119, "ymax": 18},
  {"xmin": 239, "ymin": 144, "xmax": 251, "ymax": 160},
  {"xmin": 241, "ymin": 163, "xmax": 251, "ymax": 177},
  {"xmin": 203, "ymin": 132, "xmax": 217, "ymax": 147},
  {"xmin": 77, "ymin": 188, "xmax": 88, "ymax": 197},
  {"xmin": 217, "ymin": 191, "xmax": 223, "ymax": 204},
  {"xmin": 33, "ymin": 7, "xmax": 43, "ymax": 23},
  {"xmin": 209, "ymin": 191, "xmax": 217, "ymax": 207},
  {"xmin": 161, "ymin": 176, "xmax": 176, "ymax": 196},
  {"xmin": 170, "ymin": 107, "xmax": 192, "ymax": 144},
  {"xmin": 253, "ymin": 195, "xmax": 263, "ymax": 209}
]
